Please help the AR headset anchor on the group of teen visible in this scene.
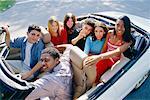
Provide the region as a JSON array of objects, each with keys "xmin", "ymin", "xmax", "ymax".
[
  {"xmin": 2, "ymin": 12, "xmax": 134, "ymax": 100},
  {"xmin": 48, "ymin": 13, "xmax": 107, "ymax": 55}
]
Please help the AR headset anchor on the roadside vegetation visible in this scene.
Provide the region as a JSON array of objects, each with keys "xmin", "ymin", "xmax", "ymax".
[{"xmin": 0, "ymin": 0, "xmax": 15, "ymax": 12}]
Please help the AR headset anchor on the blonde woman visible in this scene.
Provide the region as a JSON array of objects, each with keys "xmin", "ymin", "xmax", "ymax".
[{"xmin": 48, "ymin": 16, "xmax": 67, "ymax": 45}]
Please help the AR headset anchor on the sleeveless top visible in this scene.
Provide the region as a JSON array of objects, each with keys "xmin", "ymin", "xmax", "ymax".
[{"xmin": 107, "ymin": 38, "xmax": 124, "ymax": 61}]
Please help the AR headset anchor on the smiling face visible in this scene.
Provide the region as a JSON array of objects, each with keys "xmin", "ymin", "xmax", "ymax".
[
  {"xmin": 51, "ymin": 21, "xmax": 59, "ymax": 33},
  {"xmin": 115, "ymin": 19, "xmax": 125, "ymax": 36},
  {"xmin": 40, "ymin": 53, "xmax": 59, "ymax": 72},
  {"xmin": 82, "ymin": 24, "xmax": 93, "ymax": 35},
  {"xmin": 94, "ymin": 26, "xmax": 105, "ymax": 40},
  {"xmin": 66, "ymin": 18, "xmax": 74, "ymax": 28},
  {"xmin": 27, "ymin": 30, "xmax": 41, "ymax": 43}
]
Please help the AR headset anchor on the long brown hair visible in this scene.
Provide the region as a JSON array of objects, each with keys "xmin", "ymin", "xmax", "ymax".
[
  {"xmin": 118, "ymin": 16, "xmax": 133, "ymax": 42},
  {"xmin": 48, "ymin": 16, "xmax": 60, "ymax": 37},
  {"xmin": 63, "ymin": 13, "xmax": 76, "ymax": 34},
  {"xmin": 92, "ymin": 22, "xmax": 108, "ymax": 41}
]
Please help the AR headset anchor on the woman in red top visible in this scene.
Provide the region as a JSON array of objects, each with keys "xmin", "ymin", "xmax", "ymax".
[
  {"xmin": 48, "ymin": 16, "xmax": 67, "ymax": 45},
  {"xmin": 83, "ymin": 16, "xmax": 134, "ymax": 86}
]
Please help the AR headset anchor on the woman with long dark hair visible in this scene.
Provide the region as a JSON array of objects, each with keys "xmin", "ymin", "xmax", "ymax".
[
  {"xmin": 84, "ymin": 22, "xmax": 108, "ymax": 55},
  {"xmin": 63, "ymin": 13, "xmax": 78, "ymax": 43}
]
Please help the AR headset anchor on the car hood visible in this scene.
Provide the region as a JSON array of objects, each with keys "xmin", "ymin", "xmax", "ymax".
[{"xmin": 96, "ymin": 11, "xmax": 150, "ymax": 33}]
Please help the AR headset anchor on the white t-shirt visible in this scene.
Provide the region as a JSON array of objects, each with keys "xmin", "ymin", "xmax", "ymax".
[{"xmin": 23, "ymin": 41, "xmax": 33, "ymax": 66}]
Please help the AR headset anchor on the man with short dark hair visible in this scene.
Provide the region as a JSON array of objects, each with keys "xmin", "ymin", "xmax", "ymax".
[
  {"xmin": 4, "ymin": 25, "xmax": 45, "ymax": 77},
  {"xmin": 71, "ymin": 19, "xmax": 95, "ymax": 50},
  {"xmin": 21, "ymin": 44, "xmax": 73, "ymax": 100}
]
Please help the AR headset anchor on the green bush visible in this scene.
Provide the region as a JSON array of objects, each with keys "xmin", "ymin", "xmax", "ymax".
[{"xmin": 0, "ymin": 0, "xmax": 15, "ymax": 12}]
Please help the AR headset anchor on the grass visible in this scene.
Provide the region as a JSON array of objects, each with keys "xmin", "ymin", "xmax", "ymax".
[{"xmin": 0, "ymin": 0, "xmax": 15, "ymax": 12}]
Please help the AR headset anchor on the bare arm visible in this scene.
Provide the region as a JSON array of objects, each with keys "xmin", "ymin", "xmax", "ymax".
[
  {"xmin": 3, "ymin": 26, "xmax": 10, "ymax": 47},
  {"xmin": 71, "ymin": 30, "xmax": 85, "ymax": 45},
  {"xmin": 101, "ymin": 42, "xmax": 132, "ymax": 59},
  {"xmin": 101, "ymin": 30, "xmax": 113, "ymax": 53},
  {"xmin": 21, "ymin": 61, "xmax": 42, "ymax": 80},
  {"xmin": 40, "ymin": 26, "xmax": 51, "ymax": 44},
  {"xmin": 84, "ymin": 42, "xmax": 132, "ymax": 67},
  {"xmin": 42, "ymin": 33, "xmax": 51, "ymax": 43}
]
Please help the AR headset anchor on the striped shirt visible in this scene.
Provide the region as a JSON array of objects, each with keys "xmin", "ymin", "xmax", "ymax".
[{"xmin": 107, "ymin": 38, "xmax": 123, "ymax": 61}]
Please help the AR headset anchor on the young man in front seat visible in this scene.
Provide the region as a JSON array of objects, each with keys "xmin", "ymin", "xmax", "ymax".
[
  {"xmin": 4, "ymin": 25, "xmax": 45, "ymax": 79},
  {"xmin": 71, "ymin": 19, "xmax": 95, "ymax": 50}
]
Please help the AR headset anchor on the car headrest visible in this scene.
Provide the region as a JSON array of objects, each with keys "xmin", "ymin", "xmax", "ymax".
[{"xmin": 70, "ymin": 46, "xmax": 87, "ymax": 69}]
